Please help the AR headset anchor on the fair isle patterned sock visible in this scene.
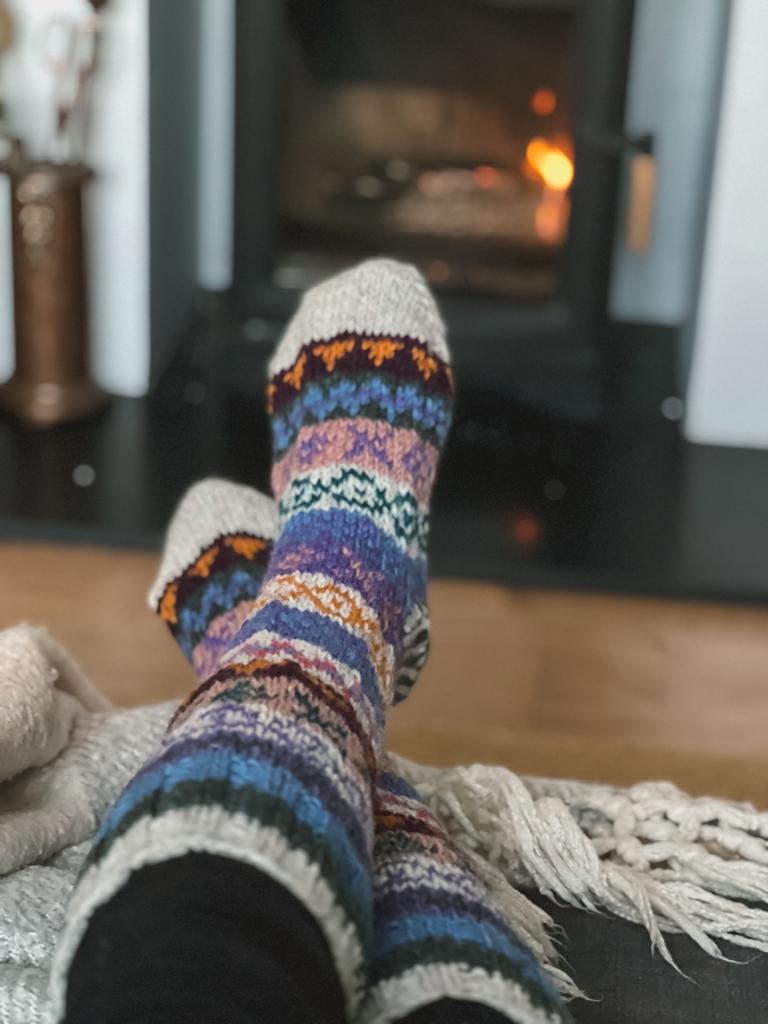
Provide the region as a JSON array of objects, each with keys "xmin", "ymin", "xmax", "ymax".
[
  {"xmin": 366, "ymin": 763, "xmax": 569, "ymax": 1024},
  {"xmin": 50, "ymin": 259, "xmax": 454, "ymax": 1019},
  {"xmin": 268, "ymin": 260, "xmax": 447, "ymax": 703},
  {"xmin": 147, "ymin": 482, "xmax": 433, "ymax": 738},
  {"xmin": 150, "ymin": 480, "xmax": 569, "ymax": 1024}
]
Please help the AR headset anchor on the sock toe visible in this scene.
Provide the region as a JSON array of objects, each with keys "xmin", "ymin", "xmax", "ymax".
[
  {"xmin": 148, "ymin": 478, "xmax": 278, "ymax": 612},
  {"xmin": 269, "ymin": 258, "xmax": 449, "ymax": 378}
]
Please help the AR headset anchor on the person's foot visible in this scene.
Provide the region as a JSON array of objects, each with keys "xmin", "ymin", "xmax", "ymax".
[
  {"xmin": 148, "ymin": 478, "xmax": 276, "ymax": 677},
  {"xmin": 266, "ymin": 258, "xmax": 454, "ymax": 704}
]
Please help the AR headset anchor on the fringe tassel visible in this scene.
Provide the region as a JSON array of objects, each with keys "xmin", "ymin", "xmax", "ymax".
[{"xmin": 393, "ymin": 757, "xmax": 768, "ymax": 995}]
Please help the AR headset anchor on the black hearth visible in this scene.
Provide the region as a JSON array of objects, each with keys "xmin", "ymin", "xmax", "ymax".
[{"xmin": 233, "ymin": 0, "xmax": 637, "ymax": 420}]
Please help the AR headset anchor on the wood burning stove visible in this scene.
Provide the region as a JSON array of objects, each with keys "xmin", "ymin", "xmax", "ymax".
[{"xmin": 233, "ymin": 0, "xmax": 637, "ymax": 420}]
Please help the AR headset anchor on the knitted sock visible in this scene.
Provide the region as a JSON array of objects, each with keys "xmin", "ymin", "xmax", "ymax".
[
  {"xmin": 149, "ymin": 478, "xmax": 567, "ymax": 1023},
  {"xmin": 142, "ymin": 264, "xmax": 566, "ymax": 1021},
  {"xmin": 149, "ymin": 501, "xmax": 566, "ymax": 1023},
  {"xmin": 143, "ymin": 481, "xmax": 518, "ymax": 1024},
  {"xmin": 366, "ymin": 763, "xmax": 567, "ymax": 1024},
  {"xmin": 146, "ymin": 477, "xmax": 278, "ymax": 682},
  {"xmin": 267, "ymin": 260, "xmax": 448, "ymax": 704},
  {"xmin": 52, "ymin": 259, "xmax": 455, "ymax": 1021}
]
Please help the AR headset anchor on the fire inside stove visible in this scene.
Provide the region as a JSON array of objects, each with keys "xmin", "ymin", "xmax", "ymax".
[{"xmin": 277, "ymin": 2, "xmax": 575, "ymax": 299}]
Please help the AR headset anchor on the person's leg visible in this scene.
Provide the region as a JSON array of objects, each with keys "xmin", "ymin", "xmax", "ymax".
[
  {"xmin": 365, "ymin": 764, "xmax": 566, "ymax": 1024},
  {"xmin": 66, "ymin": 854, "xmax": 346, "ymax": 1024},
  {"xmin": 54, "ymin": 259, "xmax": 456, "ymax": 1022},
  {"xmin": 400, "ymin": 1002, "xmax": 510, "ymax": 1024},
  {"xmin": 65, "ymin": 484, "xmax": 342, "ymax": 1024},
  {"xmin": 146, "ymin": 479, "xmax": 564, "ymax": 1023}
]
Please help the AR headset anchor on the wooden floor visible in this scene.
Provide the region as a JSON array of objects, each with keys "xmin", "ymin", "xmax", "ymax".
[{"xmin": 3, "ymin": 542, "xmax": 768, "ymax": 806}]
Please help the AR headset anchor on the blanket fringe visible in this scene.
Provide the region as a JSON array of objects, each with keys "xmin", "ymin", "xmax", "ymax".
[{"xmin": 393, "ymin": 757, "xmax": 768, "ymax": 995}]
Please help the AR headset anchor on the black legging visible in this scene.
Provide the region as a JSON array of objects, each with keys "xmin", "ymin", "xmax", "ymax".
[{"xmin": 65, "ymin": 853, "xmax": 508, "ymax": 1024}]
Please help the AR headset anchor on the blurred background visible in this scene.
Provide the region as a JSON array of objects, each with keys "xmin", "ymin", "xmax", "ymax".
[{"xmin": 1, "ymin": 0, "xmax": 767, "ymax": 602}]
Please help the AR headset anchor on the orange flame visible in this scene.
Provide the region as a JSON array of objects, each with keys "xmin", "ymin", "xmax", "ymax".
[{"xmin": 525, "ymin": 136, "xmax": 574, "ymax": 192}]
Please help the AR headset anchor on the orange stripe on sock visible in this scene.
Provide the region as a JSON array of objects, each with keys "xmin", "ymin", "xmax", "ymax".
[
  {"xmin": 159, "ymin": 583, "xmax": 179, "ymax": 624},
  {"xmin": 254, "ymin": 574, "xmax": 393, "ymax": 693},
  {"xmin": 313, "ymin": 338, "xmax": 356, "ymax": 371},
  {"xmin": 361, "ymin": 338, "xmax": 405, "ymax": 367},
  {"xmin": 224, "ymin": 535, "xmax": 269, "ymax": 560}
]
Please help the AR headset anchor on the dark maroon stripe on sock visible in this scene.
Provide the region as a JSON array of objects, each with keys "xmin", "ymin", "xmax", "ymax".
[
  {"xmin": 269, "ymin": 333, "xmax": 453, "ymax": 415},
  {"xmin": 158, "ymin": 533, "xmax": 271, "ymax": 622},
  {"xmin": 171, "ymin": 660, "xmax": 378, "ymax": 773}
]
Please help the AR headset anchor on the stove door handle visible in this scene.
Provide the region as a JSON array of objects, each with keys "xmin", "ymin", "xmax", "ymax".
[{"xmin": 576, "ymin": 127, "xmax": 654, "ymax": 158}]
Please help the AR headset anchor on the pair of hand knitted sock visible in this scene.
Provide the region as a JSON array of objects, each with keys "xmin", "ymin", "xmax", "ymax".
[{"xmin": 53, "ymin": 261, "xmax": 569, "ymax": 1023}]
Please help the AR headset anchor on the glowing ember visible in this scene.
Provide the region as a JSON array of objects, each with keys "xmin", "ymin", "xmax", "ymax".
[
  {"xmin": 535, "ymin": 190, "xmax": 569, "ymax": 245},
  {"xmin": 473, "ymin": 165, "xmax": 502, "ymax": 189},
  {"xmin": 530, "ymin": 87, "xmax": 557, "ymax": 117},
  {"xmin": 535, "ymin": 199, "xmax": 561, "ymax": 244},
  {"xmin": 427, "ymin": 260, "xmax": 451, "ymax": 283},
  {"xmin": 511, "ymin": 511, "xmax": 543, "ymax": 548}
]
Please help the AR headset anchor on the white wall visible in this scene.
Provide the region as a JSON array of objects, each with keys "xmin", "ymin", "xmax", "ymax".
[
  {"xmin": 197, "ymin": 0, "xmax": 234, "ymax": 291},
  {"xmin": 87, "ymin": 0, "xmax": 150, "ymax": 395},
  {"xmin": 609, "ymin": 0, "xmax": 729, "ymax": 326},
  {"xmin": 0, "ymin": 180, "xmax": 12, "ymax": 381},
  {"xmin": 0, "ymin": 0, "xmax": 150, "ymax": 396},
  {"xmin": 685, "ymin": 0, "xmax": 768, "ymax": 448}
]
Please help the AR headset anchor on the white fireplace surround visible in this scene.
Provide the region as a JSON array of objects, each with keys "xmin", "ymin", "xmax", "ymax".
[{"xmin": 684, "ymin": 0, "xmax": 768, "ymax": 449}]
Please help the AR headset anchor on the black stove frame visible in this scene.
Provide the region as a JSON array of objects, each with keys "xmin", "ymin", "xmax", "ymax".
[{"xmin": 232, "ymin": 0, "xmax": 636, "ymax": 420}]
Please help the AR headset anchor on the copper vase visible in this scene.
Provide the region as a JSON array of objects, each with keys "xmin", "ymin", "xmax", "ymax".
[{"xmin": 0, "ymin": 161, "xmax": 107, "ymax": 427}]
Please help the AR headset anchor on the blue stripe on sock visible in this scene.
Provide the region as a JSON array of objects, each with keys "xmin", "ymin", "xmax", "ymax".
[
  {"xmin": 376, "ymin": 771, "xmax": 422, "ymax": 803},
  {"xmin": 98, "ymin": 740, "xmax": 371, "ymax": 910},
  {"xmin": 272, "ymin": 378, "xmax": 452, "ymax": 455},
  {"xmin": 268, "ymin": 508, "xmax": 426, "ymax": 650},
  {"xmin": 176, "ymin": 568, "xmax": 265, "ymax": 655},
  {"xmin": 377, "ymin": 912, "xmax": 550, "ymax": 983},
  {"xmin": 230, "ymin": 601, "xmax": 385, "ymax": 724}
]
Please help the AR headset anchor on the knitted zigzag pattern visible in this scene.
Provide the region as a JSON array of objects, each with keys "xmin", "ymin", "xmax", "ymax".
[{"xmin": 269, "ymin": 325, "xmax": 448, "ymax": 703}]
